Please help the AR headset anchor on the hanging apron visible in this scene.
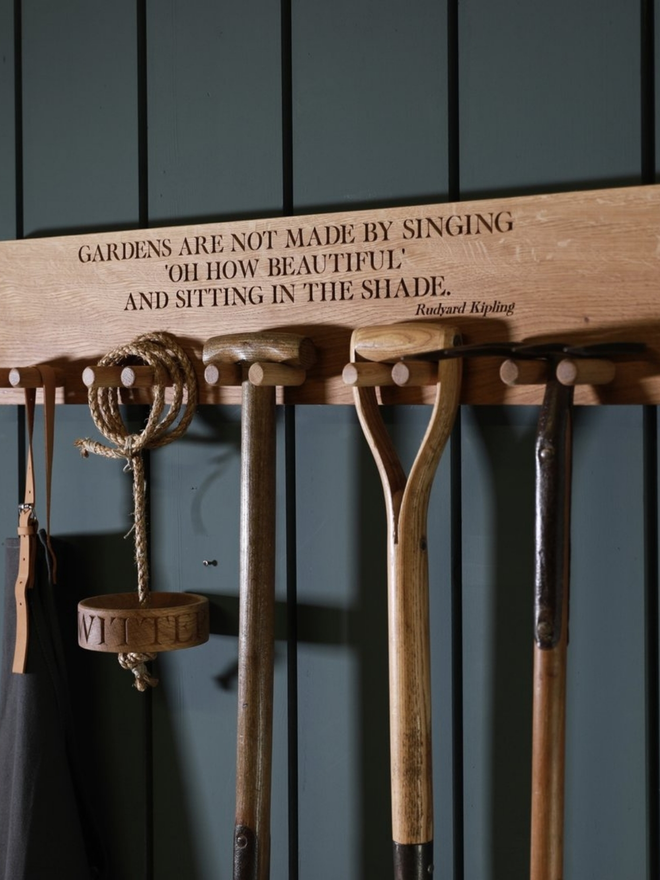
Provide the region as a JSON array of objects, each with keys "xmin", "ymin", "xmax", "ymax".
[{"xmin": 0, "ymin": 375, "xmax": 107, "ymax": 879}]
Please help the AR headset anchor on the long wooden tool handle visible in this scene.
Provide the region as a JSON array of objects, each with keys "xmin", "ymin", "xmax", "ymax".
[
  {"xmin": 234, "ymin": 379, "xmax": 275, "ymax": 880},
  {"xmin": 389, "ymin": 500, "xmax": 434, "ymax": 868},
  {"xmin": 349, "ymin": 323, "xmax": 461, "ymax": 879},
  {"xmin": 530, "ymin": 378, "xmax": 573, "ymax": 880},
  {"xmin": 390, "ymin": 355, "xmax": 460, "ymax": 878}
]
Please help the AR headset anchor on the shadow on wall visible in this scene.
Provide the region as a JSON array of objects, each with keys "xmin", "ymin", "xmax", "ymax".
[
  {"xmin": 468, "ymin": 406, "xmax": 536, "ymax": 879},
  {"xmin": 55, "ymin": 533, "xmax": 204, "ymax": 880}
]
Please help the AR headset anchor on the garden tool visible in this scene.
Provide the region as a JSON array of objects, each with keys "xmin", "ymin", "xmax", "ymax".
[
  {"xmin": 343, "ymin": 321, "xmax": 462, "ymax": 880},
  {"xmin": 203, "ymin": 331, "xmax": 316, "ymax": 880},
  {"xmin": 530, "ymin": 373, "xmax": 573, "ymax": 880},
  {"xmin": 500, "ymin": 340, "xmax": 645, "ymax": 880}
]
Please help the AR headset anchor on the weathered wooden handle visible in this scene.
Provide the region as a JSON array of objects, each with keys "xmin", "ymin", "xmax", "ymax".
[
  {"xmin": 530, "ymin": 378, "xmax": 573, "ymax": 880},
  {"xmin": 352, "ymin": 321, "xmax": 461, "ymax": 363},
  {"xmin": 228, "ymin": 331, "xmax": 315, "ymax": 880},
  {"xmin": 531, "ymin": 636, "xmax": 568, "ymax": 880},
  {"xmin": 234, "ymin": 379, "xmax": 275, "ymax": 880},
  {"xmin": 203, "ymin": 330, "xmax": 316, "ymax": 369},
  {"xmin": 347, "ymin": 322, "xmax": 461, "ymax": 878}
]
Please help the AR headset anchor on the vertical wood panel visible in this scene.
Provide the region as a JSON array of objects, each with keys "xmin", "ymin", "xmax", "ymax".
[
  {"xmin": 291, "ymin": 0, "xmax": 449, "ymax": 210},
  {"xmin": 0, "ymin": 0, "xmax": 18, "ymax": 666},
  {"xmin": 17, "ymin": 4, "xmax": 146, "ymax": 878},
  {"xmin": 21, "ymin": 0, "xmax": 139, "ymax": 235},
  {"xmin": 564, "ymin": 406, "xmax": 647, "ymax": 876},
  {"xmin": 460, "ymin": 0, "xmax": 640, "ymax": 196},
  {"xmin": 460, "ymin": 406, "xmax": 537, "ymax": 879},
  {"xmin": 656, "ymin": 0, "xmax": 660, "ymax": 179},
  {"xmin": 145, "ymin": 2, "xmax": 287, "ymax": 877},
  {"xmin": 146, "ymin": 0, "xmax": 284, "ymax": 224},
  {"xmin": 459, "ymin": 3, "xmax": 647, "ymax": 877},
  {"xmin": 0, "ymin": 0, "xmax": 16, "ymax": 240},
  {"xmin": 150, "ymin": 408, "xmax": 243, "ymax": 879},
  {"xmin": 292, "ymin": 5, "xmax": 454, "ymax": 877},
  {"xmin": 294, "ymin": 406, "xmax": 391, "ymax": 879}
]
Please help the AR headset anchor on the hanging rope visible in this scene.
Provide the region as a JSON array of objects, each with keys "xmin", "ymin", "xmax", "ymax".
[{"xmin": 75, "ymin": 331, "xmax": 198, "ymax": 690}]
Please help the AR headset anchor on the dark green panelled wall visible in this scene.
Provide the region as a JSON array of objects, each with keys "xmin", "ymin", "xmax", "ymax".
[{"xmin": 0, "ymin": 2, "xmax": 658, "ymax": 879}]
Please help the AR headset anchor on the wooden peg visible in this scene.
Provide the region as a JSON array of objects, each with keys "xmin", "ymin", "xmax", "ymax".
[
  {"xmin": 342, "ymin": 362, "xmax": 396, "ymax": 387},
  {"xmin": 9, "ymin": 366, "xmax": 62, "ymax": 388},
  {"xmin": 203, "ymin": 362, "xmax": 243, "ymax": 387},
  {"xmin": 391, "ymin": 360, "xmax": 438, "ymax": 387},
  {"xmin": 500, "ymin": 359, "xmax": 551, "ymax": 386},
  {"xmin": 121, "ymin": 365, "xmax": 158, "ymax": 388},
  {"xmin": 0, "ymin": 368, "xmax": 12, "ymax": 387},
  {"xmin": 82, "ymin": 365, "xmax": 124, "ymax": 388},
  {"xmin": 248, "ymin": 362, "xmax": 306, "ymax": 387},
  {"xmin": 556, "ymin": 358, "xmax": 616, "ymax": 386}
]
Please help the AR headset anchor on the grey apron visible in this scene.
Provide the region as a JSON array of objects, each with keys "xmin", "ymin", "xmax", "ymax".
[{"xmin": 0, "ymin": 532, "xmax": 107, "ymax": 878}]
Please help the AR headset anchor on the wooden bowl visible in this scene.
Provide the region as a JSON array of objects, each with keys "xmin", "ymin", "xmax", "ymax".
[{"xmin": 78, "ymin": 592, "xmax": 209, "ymax": 653}]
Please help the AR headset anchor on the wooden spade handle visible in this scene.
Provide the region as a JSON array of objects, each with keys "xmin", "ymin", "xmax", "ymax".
[
  {"xmin": 352, "ymin": 321, "xmax": 460, "ymax": 363},
  {"xmin": 348, "ymin": 322, "xmax": 461, "ymax": 876}
]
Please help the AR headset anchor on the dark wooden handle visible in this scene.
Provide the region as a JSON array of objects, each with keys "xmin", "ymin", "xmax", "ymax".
[{"xmin": 530, "ymin": 378, "xmax": 573, "ymax": 879}]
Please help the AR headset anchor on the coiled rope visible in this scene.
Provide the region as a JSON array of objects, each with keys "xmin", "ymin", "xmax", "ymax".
[{"xmin": 75, "ymin": 331, "xmax": 198, "ymax": 690}]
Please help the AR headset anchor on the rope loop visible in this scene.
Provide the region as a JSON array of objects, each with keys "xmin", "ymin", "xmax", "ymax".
[
  {"xmin": 75, "ymin": 330, "xmax": 198, "ymax": 464},
  {"xmin": 75, "ymin": 331, "xmax": 198, "ymax": 688}
]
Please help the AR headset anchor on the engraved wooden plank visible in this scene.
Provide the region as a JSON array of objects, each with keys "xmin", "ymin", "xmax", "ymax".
[{"xmin": 0, "ymin": 184, "xmax": 659, "ymax": 405}]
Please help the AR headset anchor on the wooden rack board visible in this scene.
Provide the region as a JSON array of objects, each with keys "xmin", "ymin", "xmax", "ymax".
[{"xmin": 1, "ymin": 183, "xmax": 659, "ymax": 405}]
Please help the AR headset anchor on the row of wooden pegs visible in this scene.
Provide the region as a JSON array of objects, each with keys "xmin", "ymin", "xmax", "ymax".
[
  {"xmin": 0, "ymin": 355, "xmax": 617, "ymax": 393},
  {"xmin": 0, "ymin": 361, "xmax": 307, "ymax": 391},
  {"xmin": 0, "ymin": 319, "xmax": 622, "ymax": 396},
  {"xmin": 343, "ymin": 356, "xmax": 616, "ymax": 388}
]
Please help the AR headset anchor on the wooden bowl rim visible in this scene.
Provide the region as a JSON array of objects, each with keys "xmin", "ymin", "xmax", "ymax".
[{"xmin": 78, "ymin": 591, "xmax": 208, "ymax": 613}]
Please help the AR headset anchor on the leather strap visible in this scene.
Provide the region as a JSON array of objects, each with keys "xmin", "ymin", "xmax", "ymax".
[
  {"xmin": 12, "ymin": 371, "xmax": 57, "ymax": 673},
  {"xmin": 39, "ymin": 366, "xmax": 57, "ymax": 581}
]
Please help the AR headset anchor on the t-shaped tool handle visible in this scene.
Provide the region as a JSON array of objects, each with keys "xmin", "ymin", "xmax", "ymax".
[{"xmin": 203, "ymin": 330, "xmax": 315, "ymax": 880}]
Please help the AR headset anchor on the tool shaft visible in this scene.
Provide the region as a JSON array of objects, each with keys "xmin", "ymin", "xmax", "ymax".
[
  {"xmin": 530, "ymin": 378, "xmax": 573, "ymax": 879},
  {"xmin": 234, "ymin": 380, "xmax": 275, "ymax": 880}
]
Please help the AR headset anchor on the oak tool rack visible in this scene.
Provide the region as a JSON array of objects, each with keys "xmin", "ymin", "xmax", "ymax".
[{"xmin": 0, "ymin": 183, "xmax": 658, "ymax": 401}]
